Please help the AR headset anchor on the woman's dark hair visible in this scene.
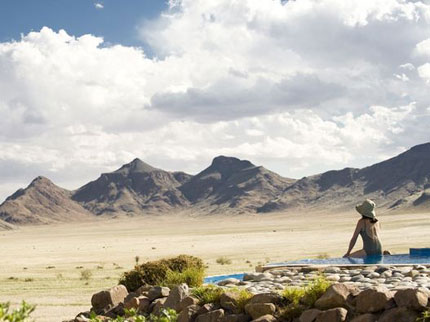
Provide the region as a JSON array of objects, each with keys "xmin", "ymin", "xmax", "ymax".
[{"xmin": 362, "ymin": 216, "xmax": 378, "ymax": 223}]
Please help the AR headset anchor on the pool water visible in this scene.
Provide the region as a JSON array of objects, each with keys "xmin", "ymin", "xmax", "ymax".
[
  {"xmin": 266, "ymin": 254, "xmax": 430, "ymax": 267},
  {"xmin": 204, "ymin": 273, "xmax": 245, "ymax": 284}
]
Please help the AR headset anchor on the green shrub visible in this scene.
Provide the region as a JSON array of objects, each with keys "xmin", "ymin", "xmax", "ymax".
[
  {"xmin": 417, "ymin": 310, "xmax": 430, "ymax": 322},
  {"xmin": 191, "ymin": 285, "xmax": 225, "ymax": 305},
  {"xmin": 119, "ymin": 255, "xmax": 205, "ymax": 292},
  {"xmin": 280, "ymin": 276, "xmax": 331, "ymax": 321},
  {"xmin": 228, "ymin": 288, "xmax": 253, "ymax": 312},
  {"xmin": 163, "ymin": 267, "xmax": 205, "ymax": 288},
  {"xmin": 0, "ymin": 301, "xmax": 35, "ymax": 322},
  {"xmin": 149, "ymin": 308, "xmax": 177, "ymax": 322},
  {"xmin": 216, "ymin": 257, "xmax": 232, "ymax": 265}
]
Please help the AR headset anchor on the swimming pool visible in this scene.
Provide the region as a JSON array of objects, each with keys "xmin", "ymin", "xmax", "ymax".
[
  {"xmin": 204, "ymin": 273, "xmax": 245, "ymax": 284},
  {"xmin": 265, "ymin": 254, "xmax": 430, "ymax": 266}
]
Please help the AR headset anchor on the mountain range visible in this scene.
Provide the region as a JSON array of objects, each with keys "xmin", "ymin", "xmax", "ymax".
[{"xmin": 1, "ymin": 142, "xmax": 430, "ymax": 228}]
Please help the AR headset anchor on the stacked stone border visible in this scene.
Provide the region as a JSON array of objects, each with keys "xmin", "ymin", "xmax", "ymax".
[{"xmin": 69, "ymin": 264, "xmax": 430, "ymax": 322}]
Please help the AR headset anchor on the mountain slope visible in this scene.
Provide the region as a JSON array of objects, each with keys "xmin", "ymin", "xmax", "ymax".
[
  {"xmin": 180, "ymin": 156, "xmax": 296, "ymax": 213},
  {"xmin": 72, "ymin": 159, "xmax": 191, "ymax": 216},
  {"xmin": 0, "ymin": 177, "xmax": 93, "ymax": 225},
  {"xmin": 258, "ymin": 143, "xmax": 430, "ymax": 213}
]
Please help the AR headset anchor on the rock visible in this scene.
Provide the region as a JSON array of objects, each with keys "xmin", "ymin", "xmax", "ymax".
[
  {"xmin": 124, "ymin": 296, "xmax": 140, "ymax": 310},
  {"xmin": 299, "ymin": 309, "xmax": 322, "ymax": 322},
  {"xmin": 164, "ymin": 283, "xmax": 189, "ymax": 311},
  {"xmin": 196, "ymin": 309, "xmax": 225, "ymax": 322},
  {"xmin": 218, "ymin": 278, "xmax": 241, "ymax": 286},
  {"xmin": 222, "ymin": 313, "xmax": 251, "ymax": 322},
  {"xmin": 249, "ymin": 293, "xmax": 282, "ymax": 305},
  {"xmin": 250, "ymin": 315, "xmax": 276, "ymax": 322},
  {"xmin": 136, "ymin": 285, "xmax": 153, "ymax": 295},
  {"xmin": 315, "ymin": 308, "xmax": 347, "ymax": 322},
  {"xmin": 148, "ymin": 286, "xmax": 170, "ymax": 301},
  {"xmin": 104, "ymin": 303, "xmax": 125, "ymax": 319},
  {"xmin": 356, "ymin": 286, "xmax": 393, "ymax": 313},
  {"xmin": 378, "ymin": 307, "xmax": 418, "ymax": 322},
  {"xmin": 138, "ymin": 296, "xmax": 151, "ymax": 313},
  {"xmin": 324, "ymin": 267, "xmax": 341, "ymax": 274},
  {"xmin": 350, "ymin": 314, "xmax": 378, "ymax": 322},
  {"xmin": 178, "ymin": 304, "xmax": 200, "ymax": 322},
  {"xmin": 91, "ymin": 285, "xmax": 128, "ymax": 313},
  {"xmin": 179, "ymin": 296, "xmax": 200, "ymax": 312},
  {"xmin": 198, "ymin": 303, "xmax": 221, "ymax": 315},
  {"xmin": 220, "ymin": 292, "xmax": 242, "ymax": 314},
  {"xmin": 150, "ymin": 297, "xmax": 167, "ymax": 315},
  {"xmin": 245, "ymin": 303, "xmax": 276, "ymax": 320},
  {"xmin": 314, "ymin": 284, "xmax": 351, "ymax": 310},
  {"xmin": 394, "ymin": 289, "xmax": 428, "ymax": 310}
]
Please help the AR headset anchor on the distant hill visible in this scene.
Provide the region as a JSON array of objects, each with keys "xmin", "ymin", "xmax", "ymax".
[
  {"xmin": 258, "ymin": 142, "xmax": 430, "ymax": 213},
  {"xmin": 72, "ymin": 158, "xmax": 191, "ymax": 216},
  {"xmin": 180, "ymin": 156, "xmax": 295, "ymax": 214},
  {"xmin": 0, "ymin": 176, "xmax": 93, "ymax": 225},
  {"xmin": 1, "ymin": 142, "xmax": 430, "ymax": 228}
]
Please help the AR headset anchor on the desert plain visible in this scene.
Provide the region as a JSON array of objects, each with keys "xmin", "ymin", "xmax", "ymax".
[{"xmin": 0, "ymin": 211, "xmax": 429, "ymax": 322}]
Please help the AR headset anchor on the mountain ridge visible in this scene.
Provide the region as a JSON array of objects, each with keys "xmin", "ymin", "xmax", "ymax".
[{"xmin": 1, "ymin": 142, "xmax": 430, "ymax": 227}]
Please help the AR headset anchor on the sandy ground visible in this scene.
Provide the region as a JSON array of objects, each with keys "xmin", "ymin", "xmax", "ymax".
[{"xmin": 0, "ymin": 211, "xmax": 429, "ymax": 321}]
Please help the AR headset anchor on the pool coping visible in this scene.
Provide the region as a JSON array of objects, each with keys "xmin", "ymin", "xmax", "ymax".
[{"xmin": 259, "ymin": 263, "xmax": 430, "ymax": 272}]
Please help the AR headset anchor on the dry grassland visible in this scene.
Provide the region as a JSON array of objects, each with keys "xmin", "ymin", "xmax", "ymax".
[{"xmin": 0, "ymin": 211, "xmax": 429, "ymax": 321}]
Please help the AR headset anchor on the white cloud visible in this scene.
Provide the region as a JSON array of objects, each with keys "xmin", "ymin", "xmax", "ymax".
[
  {"xmin": 1, "ymin": 1, "xmax": 430, "ymax": 200},
  {"xmin": 94, "ymin": 3, "xmax": 104, "ymax": 9}
]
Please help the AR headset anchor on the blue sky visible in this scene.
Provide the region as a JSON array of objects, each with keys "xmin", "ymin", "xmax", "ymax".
[
  {"xmin": 0, "ymin": 0, "xmax": 430, "ymax": 201},
  {"xmin": 0, "ymin": 0, "xmax": 167, "ymax": 51}
]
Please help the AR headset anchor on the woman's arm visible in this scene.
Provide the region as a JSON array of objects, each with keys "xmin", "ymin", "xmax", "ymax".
[{"xmin": 343, "ymin": 220, "xmax": 362, "ymax": 257}]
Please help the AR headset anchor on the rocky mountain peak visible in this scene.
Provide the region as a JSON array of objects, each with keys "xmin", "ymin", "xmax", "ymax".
[{"xmin": 114, "ymin": 158, "xmax": 158, "ymax": 175}]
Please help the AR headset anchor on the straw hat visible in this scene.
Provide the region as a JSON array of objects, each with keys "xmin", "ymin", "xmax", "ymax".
[{"xmin": 355, "ymin": 199, "xmax": 376, "ymax": 219}]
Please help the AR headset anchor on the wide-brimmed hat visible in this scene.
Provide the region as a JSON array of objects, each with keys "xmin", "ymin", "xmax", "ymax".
[{"xmin": 355, "ymin": 199, "xmax": 376, "ymax": 219}]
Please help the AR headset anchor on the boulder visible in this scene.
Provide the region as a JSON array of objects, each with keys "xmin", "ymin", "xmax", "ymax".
[
  {"xmin": 378, "ymin": 307, "xmax": 418, "ymax": 322},
  {"xmin": 138, "ymin": 296, "xmax": 151, "ymax": 313},
  {"xmin": 198, "ymin": 303, "xmax": 221, "ymax": 315},
  {"xmin": 91, "ymin": 285, "xmax": 128, "ymax": 313},
  {"xmin": 249, "ymin": 293, "xmax": 282, "ymax": 305},
  {"xmin": 250, "ymin": 315, "xmax": 276, "ymax": 322},
  {"xmin": 150, "ymin": 297, "xmax": 167, "ymax": 315},
  {"xmin": 148, "ymin": 286, "xmax": 170, "ymax": 301},
  {"xmin": 299, "ymin": 309, "xmax": 322, "ymax": 322},
  {"xmin": 245, "ymin": 303, "xmax": 276, "ymax": 320},
  {"xmin": 315, "ymin": 308, "xmax": 347, "ymax": 322},
  {"xmin": 124, "ymin": 296, "xmax": 140, "ymax": 310},
  {"xmin": 164, "ymin": 283, "xmax": 190, "ymax": 311},
  {"xmin": 394, "ymin": 289, "xmax": 428, "ymax": 310},
  {"xmin": 196, "ymin": 309, "xmax": 225, "ymax": 322},
  {"xmin": 220, "ymin": 292, "xmax": 243, "ymax": 314},
  {"xmin": 314, "ymin": 284, "xmax": 351, "ymax": 310},
  {"xmin": 222, "ymin": 313, "xmax": 251, "ymax": 322},
  {"xmin": 178, "ymin": 304, "xmax": 201, "ymax": 322},
  {"xmin": 350, "ymin": 314, "xmax": 378, "ymax": 322},
  {"xmin": 356, "ymin": 287, "xmax": 393, "ymax": 313},
  {"xmin": 179, "ymin": 296, "xmax": 200, "ymax": 312},
  {"xmin": 218, "ymin": 278, "xmax": 241, "ymax": 286}
]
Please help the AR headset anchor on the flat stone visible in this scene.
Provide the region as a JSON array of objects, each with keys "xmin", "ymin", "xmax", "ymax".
[
  {"xmin": 250, "ymin": 314, "xmax": 276, "ymax": 322},
  {"xmin": 178, "ymin": 304, "xmax": 201, "ymax": 322},
  {"xmin": 218, "ymin": 278, "xmax": 241, "ymax": 286},
  {"xmin": 164, "ymin": 283, "xmax": 189, "ymax": 311},
  {"xmin": 150, "ymin": 297, "xmax": 167, "ymax": 316},
  {"xmin": 222, "ymin": 314, "xmax": 251, "ymax": 322},
  {"xmin": 179, "ymin": 296, "xmax": 200, "ymax": 312},
  {"xmin": 249, "ymin": 293, "xmax": 282, "ymax": 305}
]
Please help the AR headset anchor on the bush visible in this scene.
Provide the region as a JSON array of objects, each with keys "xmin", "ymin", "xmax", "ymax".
[
  {"xmin": 164, "ymin": 267, "xmax": 205, "ymax": 288},
  {"xmin": 216, "ymin": 257, "xmax": 232, "ymax": 265},
  {"xmin": 119, "ymin": 255, "xmax": 205, "ymax": 292},
  {"xmin": 191, "ymin": 285, "xmax": 225, "ymax": 305},
  {"xmin": 228, "ymin": 288, "xmax": 253, "ymax": 312},
  {"xmin": 80, "ymin": 269, "xmax": 93, "ymax": 281},
  {"xmin": 0, "ymin": 301, "xmax": 35, "ymax": 322},
  {"xmin": 280, "ymin": 276, "xmax": 331, "ymax": 321}
]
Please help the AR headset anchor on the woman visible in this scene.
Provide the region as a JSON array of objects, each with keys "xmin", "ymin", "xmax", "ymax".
[{"xmin": 343, "ymin": 199, "xmax": 382, "ymax": 258}]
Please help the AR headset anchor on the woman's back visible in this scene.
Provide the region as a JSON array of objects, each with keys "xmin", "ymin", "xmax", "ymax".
[{"xmin": 359, "ymin": 218, "xmax": 382, "ymax": 255}]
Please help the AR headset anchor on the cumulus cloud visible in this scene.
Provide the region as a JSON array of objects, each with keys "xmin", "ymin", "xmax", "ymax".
[
  {"xmin": 1, "ymin": 0, "xmax": 430, "ymax": 200},
  {"xmin": 94, "ymin": 3, "xmax": 104, "ymax": 9}
]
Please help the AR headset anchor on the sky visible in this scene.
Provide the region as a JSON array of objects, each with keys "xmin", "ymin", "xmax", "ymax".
[{"xmin": 1, "ymin": 0, "xmax": 430, "ymax": 201}]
